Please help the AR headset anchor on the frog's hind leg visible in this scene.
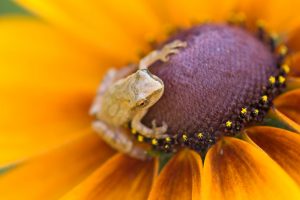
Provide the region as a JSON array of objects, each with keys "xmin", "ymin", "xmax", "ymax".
[
  {"xmin": 89, "ymin": 64, "xmax": 137, "ymax": 115},
  {"xmin": 92, "ymin": 120, "xmax": 149, "ymax": 160},
  {"xmin": 131, "ymin": 109, "xmax": 168, "ymax": 139},
  {"xmin": 139, "ymin": 40, "xmax": 187, "ymax": 69}
]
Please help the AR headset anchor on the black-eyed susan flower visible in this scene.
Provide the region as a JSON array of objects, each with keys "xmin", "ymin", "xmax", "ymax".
[{"xmin": 1, "ymin": 0, "xmax": 300, "ymax": 199}]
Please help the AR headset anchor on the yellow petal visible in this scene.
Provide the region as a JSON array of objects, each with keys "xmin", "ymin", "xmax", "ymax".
[
  {"xmin": 0, "ymin": 17, "xmax": 109, "ymax": 165},
  {"xmin": 237, "ymin": 0, "xmax": 300, "ymax": 33},
  {"xmin": 236, "ymin": 0, "xmax": 269, "ymax": 22},
  {"xmin": 15, "ymin": 0, "xmax": 142, "ymax": 61},
  {"xmin": 0, "ymin": 16, "xmax": 108, "ymax": 90},
  {"xmin": 274, "ymin": 89, "xmax": 300, "ymax": 128},
  {"xmin": 61, "ymin": 154, "xmax": 156, "ymax": 200},
  {"xmin": 148, "ymin": 150, "xmax": 202, "ymax": 200},
  {"xmin": 202, "ymin": 137, "xmax": 300, "ymax": 200},
  {"xmin": 246, "ymin": 126, "xmax": 300, "ymax": 185},
  {"xmin": 162, "ymin": 0, "xmax": 237, "ymax": 26},
  {"xmin": 87, "ymin": 0, "xmax": 162, "ymax": 42},
  {"xmin": 0, "ymin": 88, "xmax": 95, "ymax": 165},
  {"xmin": 262, "ymin": 0, "xmax": 300, "ymax": 33},
  {"xmin": 0, "ymin": 132, "xmax": 115, "ymax": 200}
]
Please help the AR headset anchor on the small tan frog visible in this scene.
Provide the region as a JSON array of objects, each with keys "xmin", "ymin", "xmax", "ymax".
[{"xmin": 90, "ymin": 40, "xmax": 187, "ymax": 159}]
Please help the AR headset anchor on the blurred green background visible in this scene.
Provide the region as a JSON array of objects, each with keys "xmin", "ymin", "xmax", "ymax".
[{"xmin": 0, "ymin": 0, "xmax": 30, "ymax": 15}]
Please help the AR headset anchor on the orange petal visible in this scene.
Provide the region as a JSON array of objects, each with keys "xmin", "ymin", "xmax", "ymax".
[
  {"xmin": 288, "ymin": 26, "xmax": 300, "ymax": 52},
  {"xmin": 61, "ymin": 154, "xmax": 156, "ymax": 200},
  {"xmin": 274, "ymin": 89, "xmax": 300, "ymax": 128},
  {"xmin": 246, "ymin": 126, "xmax": 300, "ymax": 185},
  {"xmin": 287, "ymin": 53, "xmax": 300, "ymax": 77},
  {"xmin": 271, "ymin": 108, "xmax": 300, "ymax": 133},
  {"xmin": 148, "ymin": 150, "xmax": 202, "ymax": 200},
  {"xmin": 0, "ymin": 132, "xmax": 115, "ymax": 200},
  {"xmin": 15, "ymin": 0, "xmax": 141, "ymax": 61},
  {"xmin": 286, "ymin": 77, "xmax": 300, "ymax": 90},
  {"xmin": 202, "ymin": 137, "xmax": 300, "ymax": 200}
]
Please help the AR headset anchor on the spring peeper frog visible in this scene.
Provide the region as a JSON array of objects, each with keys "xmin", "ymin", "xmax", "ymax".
[{"xmin": 90, "ymin": 40, "xmax": 187, "ymax": 159}]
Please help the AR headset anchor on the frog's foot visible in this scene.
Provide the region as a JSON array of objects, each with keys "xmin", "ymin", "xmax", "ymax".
[
  {"xmin": 139, "ymin": 40, "xmax": 187, "ymax": 69},
  {"xmin": 159, "ymin": 40, "xmax": 187, "ymax": 61},
  {"xmin": 92, "ymin": 120, "xmax": 149, "ymax": 160},
  {"xmin": 151, "ymin": 120, "xmax": 168, "ymax": 135},
  {"xmin": 131, "ymin": 120, "xmax": 168, "ymax": 139}
]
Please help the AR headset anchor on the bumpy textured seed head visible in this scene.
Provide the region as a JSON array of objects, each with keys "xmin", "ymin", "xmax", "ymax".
[{"xmin": 142, "ymin": 24, "xmax": 276, "ymax": 138}]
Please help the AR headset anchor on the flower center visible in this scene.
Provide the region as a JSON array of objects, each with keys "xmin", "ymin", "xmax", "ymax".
[{"xmin": 134, "ymin": 23, "xmax": 288, "ymax": 153}]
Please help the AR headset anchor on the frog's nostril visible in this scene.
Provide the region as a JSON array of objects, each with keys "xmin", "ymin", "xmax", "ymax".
[{"xmin": 133, "ymin": 23, "xmax": 288, "ymax": 153}]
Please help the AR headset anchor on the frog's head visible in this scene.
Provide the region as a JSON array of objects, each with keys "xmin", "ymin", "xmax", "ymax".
[{"xmin": 130, "ymin": 69, "xmax": 164, "ymax": 110}]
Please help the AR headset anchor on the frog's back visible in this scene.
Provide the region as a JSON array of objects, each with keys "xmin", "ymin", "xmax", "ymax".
[{"xmin": 98, "ymin": 78, "xmax": 133, "ymax": 126}]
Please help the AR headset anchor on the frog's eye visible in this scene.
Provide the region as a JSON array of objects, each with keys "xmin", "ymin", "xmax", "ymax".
[{"xmin": 137, "ymin": 99, "xmax": 149, "ymax": 108}]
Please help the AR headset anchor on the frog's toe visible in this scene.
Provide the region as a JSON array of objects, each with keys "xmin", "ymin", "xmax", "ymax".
[
  {"xmin": 160, "ymin": 54, "xmax": 170, "ymax": 62},
  {"xmin": 151, "ymin": 119, "xmax": 157, "ymax": 129},
  {"xmin": 167, "ymin": 40, "xmax": 187, "ymax": 48},
  {"xmin": 154, "ymin": 122, "xmax": 168, "ymax": 135},
  {"xmin": 168, "ymin": 49, "xmax": 180, "ymax": 55}
]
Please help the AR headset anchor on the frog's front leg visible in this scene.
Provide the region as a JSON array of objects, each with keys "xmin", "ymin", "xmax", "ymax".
[
  {"xmin": 92, "ymin": 120, "xmax": 149, "ymax": 160},
  {"xmin": 131, "ymin": 109, "xmax": 168, "ymax": 138},
  {"xmin": 139, "ymin": 40, "xmax": 187, "ymax": 69}
]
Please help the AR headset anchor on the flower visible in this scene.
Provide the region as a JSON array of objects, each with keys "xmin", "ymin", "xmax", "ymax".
[{"xmin": 1, "ymin": 0, "xmax": 300, "ymax": 199}]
